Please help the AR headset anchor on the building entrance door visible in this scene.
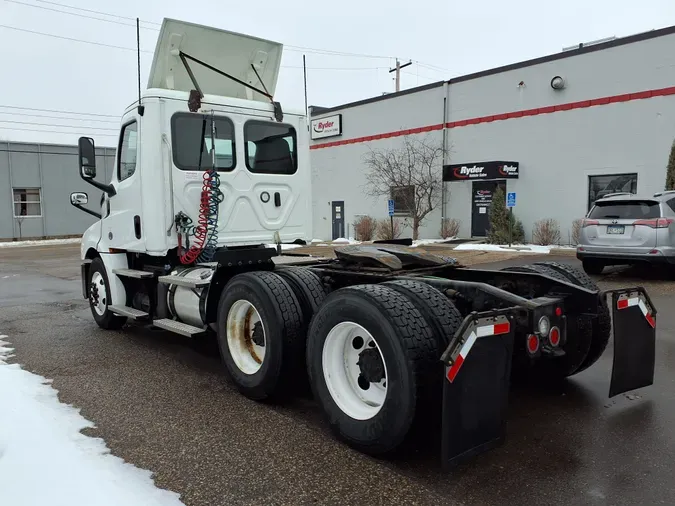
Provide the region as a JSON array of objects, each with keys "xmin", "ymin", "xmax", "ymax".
[
  {"xmin": 471, "ymin": 181, "xmax": 506, "ymax": 237},
  {"xmin": 332, "ymin": 201, "xmax": 345, "ymax": 240}
]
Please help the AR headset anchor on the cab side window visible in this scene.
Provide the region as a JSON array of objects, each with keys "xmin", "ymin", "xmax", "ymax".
[{"xmin": 118, "ymin": 121, "xmax": 138, "ymax": 181}]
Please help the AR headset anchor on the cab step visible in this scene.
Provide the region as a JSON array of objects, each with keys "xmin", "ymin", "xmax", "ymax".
[
  {"xmin": 158, "ymin": 275, "xmax": 210, "ymax": 288},
  {"xmin": 113, "ymin": 268, "xmax": 154, "ymax": 279},
  {"xmin": 109, "ymin": 305, "xmax": 149, "ymax": 320},
  {"xmin": 152, "ymin": 318, "xmax": 207, "ymax": 337}
]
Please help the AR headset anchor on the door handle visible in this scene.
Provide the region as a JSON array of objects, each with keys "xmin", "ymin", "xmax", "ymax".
[{"xmin": 274, "ymin": 192, "xmax": 281, "ymax": 207}]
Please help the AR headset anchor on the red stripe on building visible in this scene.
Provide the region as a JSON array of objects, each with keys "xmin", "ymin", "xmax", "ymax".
[{"xmin": 310, "ymin": 85, "xmax": 675, "ymax": 150}]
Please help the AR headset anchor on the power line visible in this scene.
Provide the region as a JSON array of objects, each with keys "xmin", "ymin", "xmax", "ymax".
[
  {"xmin": 0, "ymin": 111, "xmax": 118, "ymax": 123},
  {"xmin": 35, "ymin": 0, "xmax": 160, "ymax": 26},
  {"xmin": 0, "ymin": 119, "xmax": 118, "ymax": 131},
  {"xmin": 5, "ymin": 0, "xmax": 156, "ymax": 30},
  {"xmin": 0, "ymin": 126, "xmax": 117, "ymax": 136},
  {"xmin": 13, "ymin": 0, "xmax": 399, "ymax": 61},
  {"xmin": 0, "ymin": 104, "xmax": 119, "ymax": 118}
]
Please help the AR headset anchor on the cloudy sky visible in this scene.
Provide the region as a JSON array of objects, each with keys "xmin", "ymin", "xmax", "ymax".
[{"xmin": 2, "ymin": 0, "xmax": 675, "ymax": 146}]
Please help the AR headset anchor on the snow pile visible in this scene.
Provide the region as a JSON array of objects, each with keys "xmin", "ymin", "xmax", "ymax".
[
  {"xmin": 454, "ymin": 243, "xmax": 554, "ymax": 254},
  {"xmin": 411, "ymin": 238, "xmax": 454, "ymax": 247},
  {"xmin": 0, "ymin": 237, "xmax": 81, "ymax": 248},
  {"xmin": 265, "ymin": 243, "xmax": 303, "ymax": 251},
  {"xmin": 332, "ymin": 237, "xmax": 361, "ymax": 245},
  {"xmin": 0, "ymin": 334, "xmax": 185, "ymax": 506}
]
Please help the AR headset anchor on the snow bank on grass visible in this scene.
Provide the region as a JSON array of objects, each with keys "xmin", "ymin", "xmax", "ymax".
[
  {"xmin": 0, "ymin": 334, "xmax": 185, "ymax": 506},
  {"xmin": 0, "ymin": 237, "xmax": 81, "ymax": 248},
  {"xmin": 454, "ymin": 243, "xmax": 554, "ymax": 254}
]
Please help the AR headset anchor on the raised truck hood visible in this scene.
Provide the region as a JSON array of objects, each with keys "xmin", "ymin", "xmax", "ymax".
[{"xmin": 147, "ymin": 18, "xmax": 283, "ymax": 102}]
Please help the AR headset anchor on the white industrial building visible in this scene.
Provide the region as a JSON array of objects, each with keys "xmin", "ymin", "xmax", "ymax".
[{"xmin": 308, "ymin": 26, "xmax": 675, "ymax": 242}]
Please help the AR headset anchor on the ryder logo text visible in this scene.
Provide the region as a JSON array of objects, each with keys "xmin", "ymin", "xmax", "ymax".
[{"xmin": 454, "ymin": 165, "xmax": 486, "ymax": 179}]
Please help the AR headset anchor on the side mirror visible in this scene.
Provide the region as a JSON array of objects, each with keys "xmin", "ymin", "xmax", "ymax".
[
  {"xmin": 78, "ymin": 136, "xmax": 96, "ymax": 179},
  {"xmin": 70, "ymin": 192, "xmax": 88, "ymax": 205}
]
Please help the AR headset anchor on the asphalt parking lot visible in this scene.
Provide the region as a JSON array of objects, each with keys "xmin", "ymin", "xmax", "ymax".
[{"xmin": 2, "ymin": 243, "xmax": 675, "ymax": 505}]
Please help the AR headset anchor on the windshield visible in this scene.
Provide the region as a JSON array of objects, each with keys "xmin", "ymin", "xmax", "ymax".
[
  {"xmin": 171, "ymin": 113, "xmax": 236, "ymax": 171},
  {"xmin": 588, "ymin": 200, "xmax": 661, "ymax": 219}
]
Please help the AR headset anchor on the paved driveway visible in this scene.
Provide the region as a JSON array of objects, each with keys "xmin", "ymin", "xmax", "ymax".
[{"xmin": 1, "ymin": 244, "xmax": 674, "ymax": 505}]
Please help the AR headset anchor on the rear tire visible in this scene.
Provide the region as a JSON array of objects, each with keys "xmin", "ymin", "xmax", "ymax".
[
  {"xmin": 534, "ymin": 261, "xmax": 611, "ymax": 374},
  {"xmin": 500, "ymin": 264, "xmax": 593, "ymax": 379},
  {"xmin": 88, "ymin": 257, "xmax": 127, "ymax": 330},
  {"xmin": 582, "ymin": 259, "xmax": 605, "ymax": 275},
  {"xmin": 275, "ymin": 267, "xmax": 327, "ymax": 326},
  {"xmin": 216, "ymin": 271, "xmax": 304, "ymax": 401},
  {"xmin": 306, "ymin": 284, "xmax": 438, "ymax": 456}
]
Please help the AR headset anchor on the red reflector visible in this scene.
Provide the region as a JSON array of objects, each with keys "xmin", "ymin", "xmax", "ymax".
[
  {"xmin": 649, "ymin": 250, "xmax": 659, "ymax": 254},
  {"xmin": 493, "ymin": 322, "xmax": 510, "ymax": 335},
  {"xmin": 527, "ymin": 334, "xmax": 539, "ymax": 354},
  {"xmin": 617, "ymin": 299, "xmax": 629, "ymax": 310},
  {"xmin": 645, "ymin": 312, "xmax": 656, "ymax": 329},
  {"xmin": 555, "ymin": 307, "xmax": 562, "ymax": 317},
  {"xmin": 446, "ymin": 354, "xmax": 464, "ymax": 383},
  {"xmin": 549, "ymin": 327, "xmax": 560, "ymax": 347}
]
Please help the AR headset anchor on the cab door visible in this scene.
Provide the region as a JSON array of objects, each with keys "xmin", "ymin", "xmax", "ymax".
[{"xmin": 101, "ymin": 117, "xmax": 145, "ymax": 251}]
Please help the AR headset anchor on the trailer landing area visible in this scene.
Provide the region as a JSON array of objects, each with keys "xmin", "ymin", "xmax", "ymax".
[{"xmin": 1, "ymin": 243, "xmax": 673, "ymax": 505}]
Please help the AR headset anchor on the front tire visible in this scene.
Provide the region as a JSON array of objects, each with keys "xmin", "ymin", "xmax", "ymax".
[
  {"xmin": 306, "ymin": 284, "xmax": 438, "ymax": 456},
  {"xmin": 216, "ymin": 271, "xmax": 303, "ymax": 401},
  {"xmin": 87, "ymin": 257, "xmax": 127, "ymax": 330}
]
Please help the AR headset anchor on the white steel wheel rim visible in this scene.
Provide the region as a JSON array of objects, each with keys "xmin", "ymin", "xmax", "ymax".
[
  {"xmin": 90, "ymin": 271, "xmax": 107, "ymax": 316},
  {"xmin": 322, "ymin": 321, "xmax": 388, "ymax": 421},
  {"xmin": 226, "ymin": 300, "xmax": 266, "ymax": 375}
]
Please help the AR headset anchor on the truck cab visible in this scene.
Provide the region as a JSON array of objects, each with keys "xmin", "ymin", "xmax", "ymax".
[{"xmin": 74, "ymin": 18, "xmax": 311, "ymax": 261}]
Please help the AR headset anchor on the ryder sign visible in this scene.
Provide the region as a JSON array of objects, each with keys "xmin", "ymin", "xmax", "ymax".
[
  {"xmin": 311, "ymin": 114, "xmax": 343, "ymax": 140},
  {"xmin": 443, "ymin": 161, "xmax": 519, "ymax": 181}
]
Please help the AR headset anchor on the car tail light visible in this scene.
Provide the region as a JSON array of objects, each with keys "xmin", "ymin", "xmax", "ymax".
[
  {"xmin": 548, "ymin": 327, "xmax": 561, "ymax": 347},
  {"xmin": 582, "ymin": 219, "xmax": 599, "ymax": 227},
  {"xmin": 633, "ymin": 218, "xmax": 674, "ymax": 228}
]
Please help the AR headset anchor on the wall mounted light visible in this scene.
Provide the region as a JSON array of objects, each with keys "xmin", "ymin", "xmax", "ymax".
[{"xmin": 550, "ymin": 76, "xmax": 566, "ymax": 90}]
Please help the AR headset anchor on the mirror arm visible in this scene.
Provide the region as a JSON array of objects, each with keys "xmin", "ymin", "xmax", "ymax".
[
  {"xmin": 73, "ymin": 203, "xmax": 102, "ymax": 219},
  {"xmin": 81, "ymin": 176, "xmax": 116, "ymax": 197}
]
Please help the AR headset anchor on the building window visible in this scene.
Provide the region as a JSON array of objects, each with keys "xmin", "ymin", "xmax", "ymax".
[
  {"xmin": 117, "ymin": 121, "xmax": 138, "ymax": 181},
  {"xmin": 171, "ymin": 113, "xmax": 236, "ymax": 171},
  {"xmin": 244, "ymin": 120, "xmax": 297, "ymax": 175},
  {"xmin": 588, "ymin": 173, "xmax": 637, "ymax": 211},
  {"xmin": 391, "ymin": 185, "xmax": 415, "ymax": 216},
  {"xmin": 13, "ymin": 188, "xmax": 41, "ymax": 217}
]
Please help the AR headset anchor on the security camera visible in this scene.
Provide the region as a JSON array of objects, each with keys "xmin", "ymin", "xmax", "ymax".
[{"xmin": 551, "ymin": 76, "xmax": 566, "ymax": 90}]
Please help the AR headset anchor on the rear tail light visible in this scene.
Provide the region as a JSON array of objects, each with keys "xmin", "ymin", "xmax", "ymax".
[
  {"xmin": 548, "ymin": 327, "xmax": 561, "ymax": 347},
  {"xmin": 526, "ymin": 334, "xmax": 540, "ymax": 355},
  {"xmin": 582, "ymin": 219, "xmax": 599, "ymax": 227},
  {"xmin": 633, "ymin": 218, "xmax": 674, "ymax": 228}
]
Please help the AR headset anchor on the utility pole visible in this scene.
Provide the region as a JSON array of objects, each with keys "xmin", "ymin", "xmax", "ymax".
[{"xmin": 389, "ymin": 59, "xmax": 412, "ymax": 92}]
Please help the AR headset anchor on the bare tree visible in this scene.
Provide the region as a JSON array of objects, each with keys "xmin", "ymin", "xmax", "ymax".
[{"xmin": 362, "ymin": 134, "xmax": 445, "ymax": 240}]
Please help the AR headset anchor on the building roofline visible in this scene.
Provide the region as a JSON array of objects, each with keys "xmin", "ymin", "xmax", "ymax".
[{"xmin": 310, "ymin": 24, "xmax": 675, "ymax": 117}]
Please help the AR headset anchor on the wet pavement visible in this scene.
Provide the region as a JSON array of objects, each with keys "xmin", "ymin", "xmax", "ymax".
[{"xmin": 1, "ymin": 244, "xmax": 674, "ymax": 505}]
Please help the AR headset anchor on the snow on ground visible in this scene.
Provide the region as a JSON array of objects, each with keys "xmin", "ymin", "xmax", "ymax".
[
  {"xmin": 454, "ymin": 243, "xmax": 556, "ymax": 254},
  {"xmin": 266, "ymin": 243, "xmax": 303, "ymax": 251},
  {"xmin": 0, "ymin": 334, "xmax": 185, "ymax": 506},
  {"xmin": 0, "ymin": 237, "xmax": 81, "ymax": 248},
  {"xmin": 332, "ymin": 238, "xmax": 361, "ymax": 245}
]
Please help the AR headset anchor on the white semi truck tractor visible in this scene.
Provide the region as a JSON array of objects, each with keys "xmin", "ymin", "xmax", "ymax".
[{"xmin": 70, "ymin": 18, "xmax": 657, "ymax": 467}]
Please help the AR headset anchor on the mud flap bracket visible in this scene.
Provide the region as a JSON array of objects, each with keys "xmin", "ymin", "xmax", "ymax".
[{"xmin": 608, "ymin": 288, "xmax": 656, "ymax": 398}]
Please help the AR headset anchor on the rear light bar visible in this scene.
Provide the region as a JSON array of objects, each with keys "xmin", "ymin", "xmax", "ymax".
[
  {"xmin": 633, "ymin": 218, "xmax": 674, "ymax": 228},
  {"xmin": 581, "ymin": 219, "xmax": 599, "ymax": 227}
]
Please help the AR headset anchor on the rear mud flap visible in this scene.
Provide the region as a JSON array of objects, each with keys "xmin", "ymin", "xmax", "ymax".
[
  {"xmin": 609, "ymin": 289, "xmax": 656, "ymax": 398},
  {"xmin": 440, "ymin": 309, "xmax": 516, "ymax": 469}
]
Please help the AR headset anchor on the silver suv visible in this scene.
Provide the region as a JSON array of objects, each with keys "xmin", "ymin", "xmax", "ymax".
[{"xmin": 577, "ymin": 191, "xmax": 675, "ymax": 274}]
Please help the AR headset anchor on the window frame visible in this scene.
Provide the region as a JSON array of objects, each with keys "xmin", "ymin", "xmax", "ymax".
[
  {"xmin": 243, "ymin": 119, "xmax": 298, "ymax": 175},
  {"xmin": 12, "ymin": 187, "xmax": 42, "ymax": 218},
  {"xmin": 170, "ymin": 112, "xmax": 237, "ymax": 172},
  {"xmin": 390, "ymin": 185, "xmax": 415, "ymax": 217},
  {"xmin": 587, "ymin": 173, "xmax": 638, "ymax": 211},
  {"xmin": 117, "ymin": 119, "xmax": 139, "ymax": 182}
]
